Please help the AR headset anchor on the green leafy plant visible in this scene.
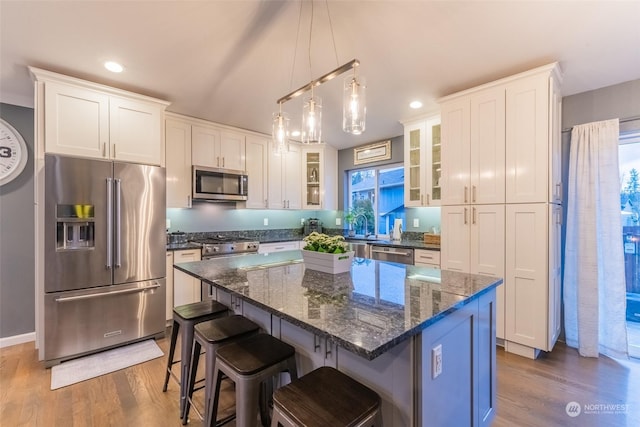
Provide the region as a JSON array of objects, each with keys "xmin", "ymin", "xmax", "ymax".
[{"xmin": 302, "ymin": 232, "xmax": 349, "ymax": 254}]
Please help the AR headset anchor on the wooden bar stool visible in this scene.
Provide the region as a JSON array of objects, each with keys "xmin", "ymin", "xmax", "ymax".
[
  {"xmin": 182, "ymin": 315, "xmax": 261, "ymax": 425},
  {"xmin": 162, "ymin": 300, "xmax": 229, "ymax": 419},
  {"xmin": 270, "ymin": 366, "xmax": 382, "ymax": 427},
  {"xmin": 209, "ymin": 333, "xmax": 298, "ymax": 427}
]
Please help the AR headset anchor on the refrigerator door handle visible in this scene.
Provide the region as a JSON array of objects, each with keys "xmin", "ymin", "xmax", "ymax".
[
  {"xmin": 106, "ymin": 177, "xmax": 113, "ymax": 269},
  {"xmin": 115, "ymin": 178, "xmax": 122, "ymax": 268},
  {"xmin": 54, "ymin": 282, "xmax": 162, "ymax": 302}
]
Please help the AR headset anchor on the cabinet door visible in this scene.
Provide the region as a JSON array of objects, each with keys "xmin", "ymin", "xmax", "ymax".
[
  {"xmin": 192, "ymin": 125, "xmax": 221, "ymax": 168},
  {"xmin": 283, "ymin": 144, "xmax": 302, "ymax": 209},
  {"xmin": 404, "ymin": 121, "xmax": 426, "ymax": 207},
  {"xmin": 470, "ymin": 87, "xmax": 505, "ymax": 204},
  {"xmin": 548, "ymin": 204, "xmax": 562, "ymax": 350},
  {"xmin": 219, "ymin": 130, "xmax": 246, "ymax": 171},
  {"xmin": 173, "ymin": 250, "xmax": 202, "ymax": 307},
  {"xmin": 505, "ymin": 203, "xmax": 548, "ymax": 350},
  {"xmin": 440, "ymin": 98, "xmax": 470, "ymax": 205},
  {"xmin": 166, "ymin": 252, "xmax": 174, "ymax": 322},
  {"xmin": 267, "ymin": 142, "xmax": 284, "ymax": 209},
  {"xmin": 470, "ymin": 205, "xmax": 504, "ymax": 277},
  {"xmin": 280, "ymin": 320, "xmax": 330, "ymax": 377},
  {"xmin": 440, "ymin": 205, "xmax": 470, "ymax": 272},
  {"xmin": 505, "ymin": 74, "xmax": 549, "ymax": 203},
  {"xmin": 44, "ymin": 81, "xmax": 109, "ymax": 158},
  {"xmin": 549, "ymin": 76, "xmax": 563, "ymax": 204},
  {"xmin": 165, "ymin": 119, "xmax": 192, "ymax": 208},
  {"xmin": 245, "ymin": 135, "xmax": 268, "ymax": 209},
  {"xmin": 109, "ymin": 96, "xmax": 163, "ymax": 165},
  {"xmin": 302, "ymin": 149, "xmax": 322, "ymax": 209},
  {"xmin": 414, "ymin": 249, "xmax": 440, "ymax": 268}
]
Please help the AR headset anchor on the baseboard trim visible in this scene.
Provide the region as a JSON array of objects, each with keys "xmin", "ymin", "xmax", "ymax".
[{"xmin": 0, "ymin": 332, "xmax": 35, "ymax": 349}]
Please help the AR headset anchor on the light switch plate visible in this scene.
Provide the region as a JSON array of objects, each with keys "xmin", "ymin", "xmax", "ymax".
[
  {"xmin": 336, "ymin": 218, "xmax": 342, "ymax": 226},
  {"xmin": 432, "ymin": 344, "xmax": 442, "ymax": 379},
  {"xmin": 263, "ymin": 218, "xmax": 269, "ymax": 226},
  {"xmin": 413, "ymin": 218, "xmax": 419, "ymax": 227}
]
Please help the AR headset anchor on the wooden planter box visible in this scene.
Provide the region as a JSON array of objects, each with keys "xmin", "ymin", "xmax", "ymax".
[{"xmin": 301, "ymin": 250, "xmax": 354, "ymax": 274}]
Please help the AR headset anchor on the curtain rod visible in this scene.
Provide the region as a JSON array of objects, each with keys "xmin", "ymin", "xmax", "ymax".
[{"xmin": 561, "ymin": 115, "xmax": 640, "ymax": 133}]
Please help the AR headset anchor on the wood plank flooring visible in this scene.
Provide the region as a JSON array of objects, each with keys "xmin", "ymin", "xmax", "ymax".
[{"xmin": 1, "ymin": 331, "xmax": 639, "ymax": 426}]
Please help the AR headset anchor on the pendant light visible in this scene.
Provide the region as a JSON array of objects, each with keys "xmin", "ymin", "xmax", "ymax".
[
  {"xmin": 272, "ymin": 102, "xmax": 289, "ymax": 155},
  {"xmin": 302, "ymin": 87, "xmax": 322, "ymax": 144},
  {"xmin": 343, "ymin": 66, "xmax": 366, "ymax": 135}
]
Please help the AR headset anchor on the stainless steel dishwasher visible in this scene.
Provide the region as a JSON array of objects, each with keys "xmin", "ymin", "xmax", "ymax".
[
  {"xmin": 347, "ymin": 241, "xmax": 370, "ymax": 258},
  {"xmin": 370, "ymin": 245, "xmax": 414, "ymax": 265}
]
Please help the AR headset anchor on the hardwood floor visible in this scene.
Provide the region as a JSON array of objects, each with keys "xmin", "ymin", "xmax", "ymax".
[{"xmin": 1, "ymin": 333, "xmax": 639, "ymax": 426}]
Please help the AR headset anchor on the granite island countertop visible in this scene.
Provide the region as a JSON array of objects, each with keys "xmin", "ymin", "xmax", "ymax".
[{"xmin": 174, "ymin": 250, "xmax": 500, "ymax": 360}]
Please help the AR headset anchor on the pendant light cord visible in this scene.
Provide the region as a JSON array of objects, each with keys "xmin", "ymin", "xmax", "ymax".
[
  {"xmin": 325, "ymin": 0, "xmax": 340, "ymax": 67},
  {"xmin": 308, "ymin": 0, "xmax": 315, "ymax": 96},
  {"xmin": 289, "ymin": 1, "xmax": 304, "ymax": 92}
]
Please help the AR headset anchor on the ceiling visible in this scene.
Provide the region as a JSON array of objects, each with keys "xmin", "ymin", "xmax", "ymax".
[{"xmin": 1, "ymin": 1, "xmax": 639, "ymax": 150}]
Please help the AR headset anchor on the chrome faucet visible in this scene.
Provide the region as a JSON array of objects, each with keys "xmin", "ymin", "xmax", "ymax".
[{"xmin": 354, "ymin": 213, "xmax": 370, "ymax": 237}]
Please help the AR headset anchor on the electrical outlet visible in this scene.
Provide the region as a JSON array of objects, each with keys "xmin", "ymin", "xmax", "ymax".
[
  {"xmin": 413, "ymin": 218, "xmax": 419, "ymax": 228},
  {"xmin": 263, "ymin": 218, "xmax": 269, "ymax": 226},
  {"xmin": 301, "ymin": 218, "xmax": 305, "ymax": 225},
  {"xmin": 336, "ymin": 218, "xmax": 342, "ymax": 226},
  {"xmin": 432, "ymin": 344, "xmax": 442, "ymax": 379}
]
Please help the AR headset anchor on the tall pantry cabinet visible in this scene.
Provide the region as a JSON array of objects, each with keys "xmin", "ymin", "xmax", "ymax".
[{"xmin": 439, "ymin": 63, "xmax": 562, "ymax": 359}]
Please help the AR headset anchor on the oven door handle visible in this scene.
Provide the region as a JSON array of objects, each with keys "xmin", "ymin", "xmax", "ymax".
[{"xmin": 55, "ymin": 283, "xmax": 161, "ymax": 302}]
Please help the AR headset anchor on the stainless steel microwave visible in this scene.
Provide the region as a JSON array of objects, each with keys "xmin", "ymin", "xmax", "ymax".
[{"xmin": 193, "ymin": 166, "xmax": 248, "ymax": 201}]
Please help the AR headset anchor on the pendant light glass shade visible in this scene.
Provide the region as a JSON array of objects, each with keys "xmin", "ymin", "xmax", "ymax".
[
  {"xmin": 272, "ymin": 110, "xmax": 289, "ymax": 155},
  {"xmin": 302, "ymin": 95, "xmax": 322, "ymax": 144},
  {"xmin": 343, "ymin": 75, "xmax": 366, "ymax": 135}
]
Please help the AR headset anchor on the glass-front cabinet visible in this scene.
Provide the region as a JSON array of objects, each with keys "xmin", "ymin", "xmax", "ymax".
[
  {"xmin": 403, "ymin": 115, "xmax": 441, "ymax": 207},
  {"xmin": 301, "ymin": 145, "xmax": 338, "ymax": 210}
]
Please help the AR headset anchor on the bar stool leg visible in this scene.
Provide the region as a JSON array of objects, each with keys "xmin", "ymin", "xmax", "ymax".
[
  {"xmin": 180, "ymin": 322, "xmax": 195, "ymax": 419},
  {"xmin": 208, "ymin": 365, "xmax": 224, "ymax": 427},
  {"xmin": 236, "ymin": 377, "xmax": 261, "ymax": 427},
  {"xmin": 162, "ymin": 320, "xmax": 180, "ymax": 392},
  {"xmin": 182, "ymin": 339, "xmax": 202, "ymax": 425}
]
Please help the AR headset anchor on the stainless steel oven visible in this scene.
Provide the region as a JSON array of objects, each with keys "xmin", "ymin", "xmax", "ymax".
[
  {"xmin": 193, "ymin": 165, "xmax": 248, "ymax": 201},
  {"xmin": 370, "ymin": 245, "xmax": 414, "ymax": 265}
]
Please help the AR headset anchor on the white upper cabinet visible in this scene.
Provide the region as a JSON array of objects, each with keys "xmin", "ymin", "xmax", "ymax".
[
  {"xmin": 31, "ymin": 67, "xmax": 168, "ymax": 165},
  {"xmin": 441, "ymin": 87, "xmax": 505, "ymax": 205},
  {"xmin": 245, "ymin": 135, "xmax": 269, "ymax": 209},
  {"xmin": 403, "ymin": 115, "xmax": 441, "ymax": 207},
  {"xmin": 165, "ymin": 117, "xmax": 192, "ymax": 208},
  {"xmin": 192, "ymin": 125, "xmax": 246, "ymax": 171},
  {"xmin": 301, "ymin": 145, "xmax": 337, "ymax": 210},
  {"xmin": 268, "ymin": 142, "xmax": 302, "ymax": 209}
]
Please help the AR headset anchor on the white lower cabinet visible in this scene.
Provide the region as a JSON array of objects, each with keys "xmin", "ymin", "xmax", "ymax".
[
  {"xmin": 257, "ymin": 241, "xmax": 301, "ymax": 254},
  {"xmin": 504, "ymin": 203, "xmax": 561, "ymax": 357},
  {"xmin": 165, "ymin": 252, "xmax": 174, "ymax": 322},
  {"xmin": 414, "ymin": 249, "xmax": 440, "ymax": 268},
  {"xmin": 172, "ymin": 249, "xmax": 202, "ymax": 307}
]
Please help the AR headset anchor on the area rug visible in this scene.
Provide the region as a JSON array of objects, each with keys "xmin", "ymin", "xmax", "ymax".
[{"xmin": 50, "ymin": 340, "xmax": 164, "ymax": 390}]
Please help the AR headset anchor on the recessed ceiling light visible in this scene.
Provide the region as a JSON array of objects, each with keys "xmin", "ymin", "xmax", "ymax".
[
  {"xmin": 410, "ymin": 101, "xmax": 423, "ymax": 109},
  {"xmin": 104, "ymin": 61, "xmax": 124, "ymax": 73}
]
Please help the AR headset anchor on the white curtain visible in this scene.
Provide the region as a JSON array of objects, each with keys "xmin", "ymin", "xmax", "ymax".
[{"xmin": 564, "ymin": 118, "xmax": 628, "ymax": 358}]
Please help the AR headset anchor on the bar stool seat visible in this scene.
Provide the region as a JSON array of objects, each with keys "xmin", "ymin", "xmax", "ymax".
[
  {"xmin": 270, "ymin": 366, "xmax": 382, "ymax": 427},
  {"xmin": 210, "ymin": 333, "xmax": 298, "ymax": 427},
  {"xmin": 162, "ymin": 300, "xmax": 229, "ymax": 420},
  {"xmin": 183, "ymin": 315, "xmax": 261, "ymax": 425}
]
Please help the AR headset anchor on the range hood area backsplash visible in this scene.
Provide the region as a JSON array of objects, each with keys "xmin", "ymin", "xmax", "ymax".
[{"xmin": 166, "ymin": 202, "xmax": 441, "ymax": 238}]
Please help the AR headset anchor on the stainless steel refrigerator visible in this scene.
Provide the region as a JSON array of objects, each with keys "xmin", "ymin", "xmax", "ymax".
[{"xmin": 43, "ymin": 154, "xmax": 166, "ymax": 364}]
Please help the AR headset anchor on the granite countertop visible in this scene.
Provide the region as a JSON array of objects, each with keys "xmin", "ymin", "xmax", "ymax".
[
  {"xmin": 166, "ymin": 242, "xmax": 202, "ymax": 251},
  {"xmin": 174, "ymin": 250, "xmax": 500, "ymax": 360}
]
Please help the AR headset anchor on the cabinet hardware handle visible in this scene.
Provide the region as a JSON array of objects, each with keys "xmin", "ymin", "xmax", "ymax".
[
  {"xmin": 472, "ymin": 185, "xmax": 476, "ymax": 203},
  {"xmin": 222, "ymin": 157, "xmax": 225, "ymax": 167},
  {"xmin": 464, "ymin": 207, "xmax": 468, "ymax": 225},
  {"xmin": 187, "ymin": 195, "xmax": 191, "ymax": 208},
  {"xmin": 216, "ymin": 156, "xmax": 220, "ymax": 167},
  {"xmin": 324, "ymin": 336, "xmax": 332, "ymax": 358},
  {"xmin": 282, "ymin": 200, "xmax": 286, "ymax": 208},
  {"xmin": 421, "ymin": 194, "xmax": 424, "ymax": 205},
  {"xmin": 556, "ymin": 183, "xmax": 562, "ymax": 200},
  {"xmin": 464, "ymin": 186, "xmax": 468, "ymax": 203},
  {"xmin": 472, "ymin": 207, "xmax": 476, "ymax": 225},
  {"xmin": 264, "ymin": 199, "xmax": 268, "ymax": 207},
  {"xmin": 102, "ymin": 142, "xmax": 107, "ymax": 157},
  {"xmin": 426, "ymin": 194, "xmax": 430, "ymax": 205},
  {"xmin": 112, "ymin": 143, "xmax": 116, "ymax": 158},
  {"xmin": 314, "ymin": 335, "xmax": 321, "ymax": 352}
]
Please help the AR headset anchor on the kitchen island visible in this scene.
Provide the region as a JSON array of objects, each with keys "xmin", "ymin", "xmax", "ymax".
[{"xmin": 174, "ymin": 250, "xmax": 500, "ymax": 427}]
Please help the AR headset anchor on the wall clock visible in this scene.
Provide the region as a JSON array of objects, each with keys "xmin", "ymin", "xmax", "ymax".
[{"xmin": 0, "ymin": 117, "xmax": 28, "ymax": 186}]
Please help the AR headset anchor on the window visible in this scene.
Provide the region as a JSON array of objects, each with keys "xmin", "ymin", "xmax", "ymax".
[{"xmin": 347, "ymin": 163, "xmax": 405, "ymax": 237}]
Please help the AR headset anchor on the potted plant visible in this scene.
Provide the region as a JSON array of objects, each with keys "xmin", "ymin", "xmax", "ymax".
[
  {"xmin": 301, "ymin": 232, "xmax": 354, "ymax": 274},
  {"xmin": 344, "ymin": 211, "xmax": 357, "ymax": 237}
]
